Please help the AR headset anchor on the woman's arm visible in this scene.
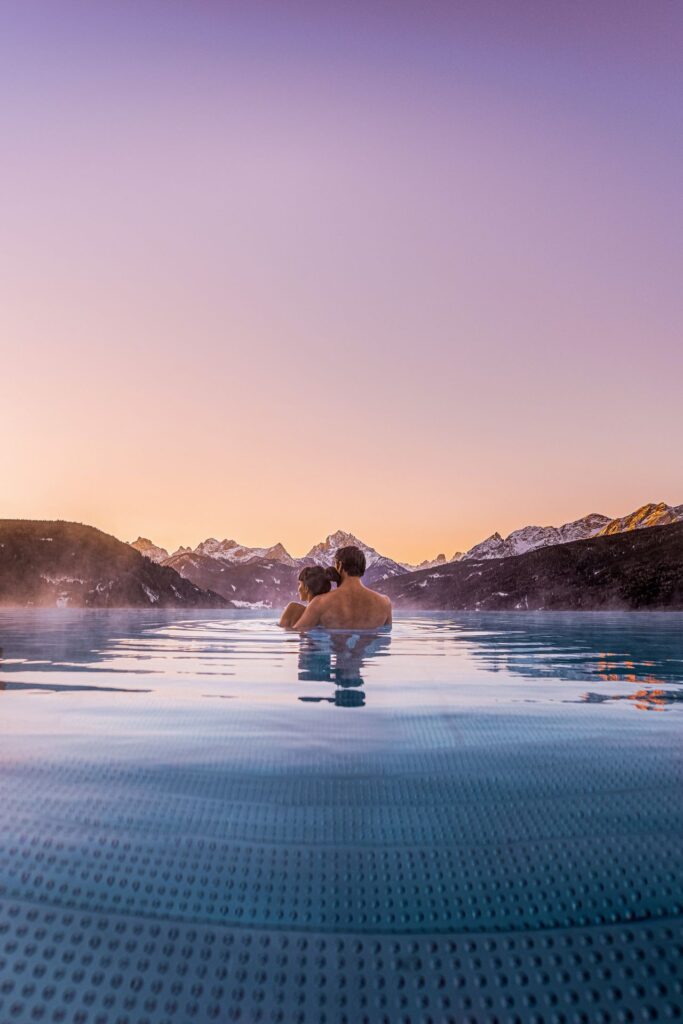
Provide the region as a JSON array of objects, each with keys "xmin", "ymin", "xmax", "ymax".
[
  {"xmin": 278, "ymin": 602, "xmax": 306, "ymax": 628},
  {"xmin": 291, "ymin": 594, "xmax": 325, "ymax": 630}
]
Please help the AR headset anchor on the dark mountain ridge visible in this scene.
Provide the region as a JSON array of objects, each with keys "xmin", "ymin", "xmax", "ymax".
[
  {"xmin": 0, "ymin": 520, "xmax": 227, "ymax": 608},
  {"xmin": 375, "ymin": 521, "xmax": 683, "ymax": 611},
  {"xmin": 163, "ymin": 549, "xmax": 299, "ymax": 607}
]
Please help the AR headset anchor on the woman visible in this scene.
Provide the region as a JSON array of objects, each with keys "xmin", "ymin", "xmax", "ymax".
[{"xmin": 279, "ymin": 565, "xmax": 340, "ymax": 628}]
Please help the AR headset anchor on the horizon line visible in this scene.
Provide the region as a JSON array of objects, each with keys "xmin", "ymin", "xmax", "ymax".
[{"xmin": 3, "ymin": 498, "xmax": 678, "ymax": 565}]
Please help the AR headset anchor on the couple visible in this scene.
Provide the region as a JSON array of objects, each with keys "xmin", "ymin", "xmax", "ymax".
[{"xmin": 279, "ymin": 545, "xmax": 392, "ymax": 631}]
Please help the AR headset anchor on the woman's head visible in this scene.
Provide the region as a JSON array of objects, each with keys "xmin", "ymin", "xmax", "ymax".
[{"xmin": 298, "ymin": 565, "xmax": 341, "ymax": 602}]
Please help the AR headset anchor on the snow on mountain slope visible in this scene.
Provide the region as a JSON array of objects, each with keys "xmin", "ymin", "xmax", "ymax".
[
  {"xmin": 461, "ymin": 514, "xmax": 611, "ymax": 560},
  {"xmin": 260, "ymin": 543, "xmax": 299, "ymax": 567},
  {"xmin": 167, "ymin": 529, "xmax": 415, "ymax": 580},
  {"xmin": 376, "ymin": 521, "xmax": 683, "ymax": 611},
  {"xmin": 187, "ymin": 529, "xmax": 459, "ymax": 578},
  {"xmin": 402, "ymin": 552, "xmax": 464, "ymax": 571},
  {"xmin": 459, "ymin": 504, "xmax": 683, "ymax": 562},
  {"xmin": 131, "ymin": 501, "xmax": 682, "ymax": 596},
  {"xmin": 403, "ymin": 553, "xmax": 448, "ymax": 572},
  {"xmin": 163, "ymin": 549, "xmax": 299, "ymax": 607},
  {"xmin": 161, "ymin": 528, "xmax": 408, "ymax": 597},
  {"xmin": 304, "ymin": 530, "xmax": 407, "ymax": 583},
  {"xmin": 304, "ymin": 530, "xmax": 381, "ymax": 566},
  {"xmin": 554, "ymin": 513, "xmax": 613, "ymax": 543},
  {"xmin": 597, "ymin": 502, "xmax": 683, "ymax": 536},
  {"xmin": 193, "ymin": 538, "xmax": 298, "ymax": 566},
  {"xmin": 194, "ymin": 537, "xmax": 240, "ymax": 559},
  {"xmin": 129, "ymin": 537, "xmax": 170, "ymax": 563},
  {"xmin": 462, "ymin": 533, "xmax": 507, "ymax": 560}
]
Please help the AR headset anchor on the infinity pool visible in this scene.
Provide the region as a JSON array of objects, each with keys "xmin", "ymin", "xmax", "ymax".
[{"xmin": 0, "ymin": 610, "xmax": 681, "ymax": 1023}]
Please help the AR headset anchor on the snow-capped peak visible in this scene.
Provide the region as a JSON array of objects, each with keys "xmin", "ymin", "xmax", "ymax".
[
  {"xmin": 194, "ymin": 537, "xmax": 240, "ymax": 559},
  {"xmin": 461, "ymin": 514, "xmax": 612, "ymax": 561},
  {"xmin": 597, "ymin": 502, "xmax": 683, "ymax": 536},
  {"xmin": 262, "ymin": 543, "xmax": 298, "ymax": 567},
  {"xmin": 130, "ymin": 500, "xmax": 683, "ymax": 582},
  {"xmin": 304, "ymin": 530, "xmax": 382, "ymax": 567},
  {"xmin": 462, "ymin": 533, "xmax": 505, "ymax": 560},
  {"xmin": 405, "ymin": 551, "xmax": 464, "ymax": 571},
  {"xmin": 193, "ymin": 537, "xmax": 296, "ymax": 566},
  {"xmin": 302, "ymin": 530, "xmax": 410, "ymax": 582},
  {"xmin": 129, "ymin": 537, "xmax": 170, "ymax": 564}
]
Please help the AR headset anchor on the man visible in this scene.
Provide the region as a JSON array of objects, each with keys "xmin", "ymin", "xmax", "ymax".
[{"xmin": 292, "ymin": 545, "xmax": 392, "ymax": 631}]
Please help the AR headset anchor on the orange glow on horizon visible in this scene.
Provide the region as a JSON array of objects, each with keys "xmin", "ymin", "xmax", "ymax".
[{"xmin": 2, "ymin": 2, "xmax": 681, "ymax": 564}]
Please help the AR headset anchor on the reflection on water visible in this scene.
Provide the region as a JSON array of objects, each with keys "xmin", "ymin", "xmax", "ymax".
[
  {"xmin": 1, "ymin": 609, "xmax": 681, "ymax": 712},
  {"xmin": 297, "ymin": 629, "xmax": 392, "ymax": 707},
  {"xmin": 579, "ymin": 687, "xmax": 683, "ymax": 710},
  {"xmin": 453, "ymin": 615, "xmax": 683, "ymax": 689}
]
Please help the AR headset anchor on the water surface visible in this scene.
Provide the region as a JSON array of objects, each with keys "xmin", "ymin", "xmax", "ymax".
[{"xmin": 1, "ymin": 610, "xmax": 681, "ymax": 1023}]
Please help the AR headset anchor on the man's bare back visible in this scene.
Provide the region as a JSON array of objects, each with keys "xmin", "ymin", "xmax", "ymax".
[
  {"xmin": 293, "ymin": 576, "xmax": 392, "ymax": 631},
  {"xmin": 281, "ymin": 544, "xmax": 392, "ymax": 631}
]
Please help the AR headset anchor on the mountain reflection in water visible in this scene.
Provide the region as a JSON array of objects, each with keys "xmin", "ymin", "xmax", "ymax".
[{"xmin": 579, "ymin": 687, "xmax": 683, "ymax": 710}]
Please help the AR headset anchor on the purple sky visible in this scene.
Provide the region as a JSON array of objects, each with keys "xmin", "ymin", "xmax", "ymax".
[{"xmin": 2, "ymin": 1, "xmax": 681, "ymax": 561}]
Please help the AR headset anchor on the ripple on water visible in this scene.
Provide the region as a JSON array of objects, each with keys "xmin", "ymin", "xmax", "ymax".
[{"xmin": 0, "ymin": 609, "xmax": 681, "ymax": 1022}]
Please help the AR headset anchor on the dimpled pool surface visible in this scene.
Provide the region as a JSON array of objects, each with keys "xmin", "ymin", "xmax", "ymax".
[{"xmin": 0, "ymin": 610, "xmax": 681, "ymax": 1024}]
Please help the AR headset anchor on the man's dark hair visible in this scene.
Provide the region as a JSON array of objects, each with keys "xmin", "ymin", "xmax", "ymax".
[{"xmin": 335, "ymin": 545, "xmax": 366, "ymax": 577}]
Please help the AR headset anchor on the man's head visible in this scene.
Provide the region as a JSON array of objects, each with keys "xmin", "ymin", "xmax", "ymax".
[{"xmin": 334, "ymin": 545, "xmax": 366, "ymax": 578}]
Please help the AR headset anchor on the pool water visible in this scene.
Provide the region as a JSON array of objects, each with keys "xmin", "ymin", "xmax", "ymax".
[{"xmin": 0, "ymin": 610, "xmax": 681, "ymax": 1023}]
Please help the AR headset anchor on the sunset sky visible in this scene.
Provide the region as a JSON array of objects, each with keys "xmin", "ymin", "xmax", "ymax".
[{"xmin": 2, "ymin": 1, "xmax": 681, "ymax": 563}]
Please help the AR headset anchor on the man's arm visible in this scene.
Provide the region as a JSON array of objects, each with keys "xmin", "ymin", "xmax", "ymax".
[{"xmin": 292, "ymin": 595, "xmax": 325, "ymax": 630}]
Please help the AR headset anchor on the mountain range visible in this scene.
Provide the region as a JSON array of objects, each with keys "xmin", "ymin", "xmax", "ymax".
[
  {"xmin": 130, "ymin": 502, "xmax": 683, "ymax": 608},
  {"xmin": 129, "ymin": 529, "xmax": 409, "ymax": 607},
  {"xmin": 377, "ymin": 519, "xmax": 683, "ymax": 611},
  {"xmin": 459, "ymin": 503, "xmax": 683, "ymax": 560},
  {"xmin": 1, "ymin": 501, "xmax": 680, "ymax": 610}
]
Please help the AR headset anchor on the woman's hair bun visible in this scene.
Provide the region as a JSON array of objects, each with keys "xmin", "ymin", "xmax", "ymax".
[{"xmin": 298, "ymin": 564, "xmax": 341, "ymax": 596}]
